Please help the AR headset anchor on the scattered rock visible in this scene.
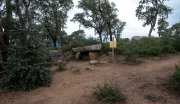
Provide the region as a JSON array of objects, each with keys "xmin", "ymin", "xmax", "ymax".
[
  {"xmin": 64, "ymin": 50, "xmax": 75, "ymax": 56},
  {"xmin": 64, "ymin": 50, "xmax": 75, "ymax": 61},
  {"xmin": 108, "ymin": 52, "xmax": 112, "ymax": 56},
  {"xmin": 49, "ymin": 49, "xmax": 63, "ymax": 57},
  {"xmin": 89, "ymin": 60, "xmax": 99, "ymax": 65},
  {"xmin": 64, "ymin": 55, "xmax": 74, "ymax": 61}
]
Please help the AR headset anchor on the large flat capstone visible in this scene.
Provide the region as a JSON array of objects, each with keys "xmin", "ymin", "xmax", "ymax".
[{"xmin": 72, "ymin": 44, "xmax": 102, "ymax": 52}]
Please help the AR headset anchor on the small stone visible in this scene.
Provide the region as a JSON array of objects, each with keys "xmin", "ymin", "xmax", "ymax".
[{"xmin": 89, "ymin": 60, "xmax": 99, "ymax": 65}]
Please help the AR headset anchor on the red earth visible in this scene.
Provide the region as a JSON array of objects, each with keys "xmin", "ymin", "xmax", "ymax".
[{"xmin": 0, "ymin": 54, "xmax": 180, "ymax": 104}]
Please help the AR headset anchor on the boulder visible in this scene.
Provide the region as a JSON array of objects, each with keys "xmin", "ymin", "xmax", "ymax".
[
  {"xmin": 64, "ymin": 50, "xmax": 75, "ymax": 57},
  {"xmin": 63, "ymin": 50, "xmax": 75, "ymax": 61},
  {"xmin": 89, "ymin": 52, "xmax": 99, "ymax": 60},
  {"xmin": 131, "ymin": 36, "xmax": 141, "ymax": 41},
  {"xmin": 64, "ymin": 55, "xmax": 74, "ymax": 61},
  {"xmin": 72, "ymin": 44, "xmax": 102, "ymax": 52},
  {"xmin": 72, "ymin": 47, "xmax": 84, "ymax": 52},
  {"xmin": 108, "ymin": 52, "xmax": 112, "ymax": 56},
  {"xmin": 89, "ymin": 60, "xmax": 99, "ymax": 65},
  {"xmin": 75, "ymin": 52, "xmax": 81, "ymax": 60},
  {"xmin": 49, "ymin": 49, "xmax": 63, "ymax": 57}
]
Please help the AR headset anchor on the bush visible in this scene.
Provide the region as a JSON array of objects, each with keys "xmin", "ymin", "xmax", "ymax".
[
  {"xmin": 44, "ymin": 46, "xmax": 59, "ymax": 52},
  {"xmin": 60, "ymin": 45, "xmax": 73, "ymax": 52},
  {"xmin": 167, "ymin": 63, "xmax": 180, "ymax": 91},
  {"xmin": 94, "ymin": 78, "xmax": 125, "ymax": 102},
  {"xmin": 123, "ymin": 43, "xmax": 138, "ymax": 62},
  {"xmin": 101, "ymin": 43, "xmax": 111, "ymax": 53},
  {"xmin": 55, "ymin": 61, "xmax": 67, "ymax": 71},
  {"xmin": 0, "ymin": 40, "xmax": 51, "ymax": 91},
  {"xmin": 144, "ymin": 94, "xmax": 155, "ymax": 100}
]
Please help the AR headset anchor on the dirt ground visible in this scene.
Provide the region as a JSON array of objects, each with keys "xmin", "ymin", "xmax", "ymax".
[{"xmin": 0, "ymin": 54, "xmax": 180, "ymax": 104}]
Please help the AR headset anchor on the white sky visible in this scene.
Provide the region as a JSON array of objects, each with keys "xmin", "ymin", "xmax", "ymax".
[{"xmin": 65, "ymin": 0, "xmax": 180, "ymax": 39}]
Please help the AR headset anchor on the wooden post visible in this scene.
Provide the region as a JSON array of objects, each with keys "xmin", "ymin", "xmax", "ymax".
[{"xmin": 112, "ymin": 37, "xmax": 114, "ymax": 63}]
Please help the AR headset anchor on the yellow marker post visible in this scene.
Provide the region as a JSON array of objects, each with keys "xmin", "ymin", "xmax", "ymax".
[{"xmin": 110, "ymin": 38, "xmax": 116, "ymax": 63}]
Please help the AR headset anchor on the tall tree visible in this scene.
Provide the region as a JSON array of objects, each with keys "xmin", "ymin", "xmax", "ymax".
[
  {"xmin": 39, "ymin": 0, "xmax": 73, "ymax": 47},
  {"xmin": 72, "ymin": 0, "xmax": 125, "ymax": 42},
  {"xmin": 72, "ymin": 0, "xmax": 105, "ymax": 42},
  {"xmin": 0, "ymin": 0, "xmax": 52, "ymax": 90},
  {"xmin": 136, "ymin": 0, "xmax": 173, "ymax": 42},
  {"xmin": 98, "ymin": 0, "xmax": 119, "ymax": 41}
]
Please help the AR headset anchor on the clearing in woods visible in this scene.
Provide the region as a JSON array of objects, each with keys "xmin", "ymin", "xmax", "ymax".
[{"xmin": 0, "ymin": 54, "xmax": 180, "ymax": 104}]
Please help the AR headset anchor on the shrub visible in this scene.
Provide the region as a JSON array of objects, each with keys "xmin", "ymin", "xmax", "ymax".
[
  {"xmin": 44, "ymin": 46, "xmax": 59, "ymax": 52},
  {"xmin": 167, "ymin": 63, "xmax": 180, "ymax": 91},
  {"xmin": 60, "ymin": 45, "xmax": 73, "ymax": 52},
  {"xmin": 55, "ymin": 61, "xmax": 67, "ymax": 71},
  {"xmin": 94, "ymin": 78, "xmax": 125, "ymax": 102},
  {"xmin": 0, "ymin": 40, "xmax": 51, "ymax": 91},
  {"xmin": 123, "ymin": 43, "xmax": 138, "ymax": 62},
  {"xmin": 144, "ymin": 94, "xmax": 155, "ymax": 100},
  {"xmin": 101, "ymin": 43, "xmax": 111, "ymax": 53}
]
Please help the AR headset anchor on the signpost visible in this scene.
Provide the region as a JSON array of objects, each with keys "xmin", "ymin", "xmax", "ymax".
[{"xmin": 110, "ymin": 38, "xmax": 116, "ymax": 63}]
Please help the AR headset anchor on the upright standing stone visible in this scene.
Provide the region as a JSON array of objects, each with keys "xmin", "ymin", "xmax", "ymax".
[{"xmin": 75, "ymin": 52, "xmax": 81, "ymax": 60}]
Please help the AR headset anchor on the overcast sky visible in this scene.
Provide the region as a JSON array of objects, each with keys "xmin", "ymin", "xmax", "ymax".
[{"xmin": 65, "ymin": 0, "xmax": 180, "ymax": 39}]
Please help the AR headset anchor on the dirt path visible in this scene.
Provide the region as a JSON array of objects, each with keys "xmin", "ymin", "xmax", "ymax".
[{"xmin": 0, "ymin": 54, "xmax": 180, "ymax": 104}]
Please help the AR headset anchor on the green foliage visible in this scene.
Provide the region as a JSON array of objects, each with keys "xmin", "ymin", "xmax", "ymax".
[
  {"xmin": 72, "ymin": 0, "xmax": 126, "ymax": 42},
  {"xmin": 0, "ymin": 41, "xmax": 51, "ymax": 91},
  {"xmin": 101, "ymin": 36, "xmax": 177, "ymax": 59},
  {"xmin": 94, "ymin": 78, "xmax": 125, "ymax": 102},
  {"xmin": 136, "ymin": 0, "xmax": 172, "ymax": 39},
  {"xmin": 144, "ymin": 94, "xmax": 155, "ymax": 100},
  {"xmin": 55, "ymin": 61, "xmax": 67, "ymax": 71},
  {"xmin": 44, "ymin": 46, "xmax": 60, "ymax": 52},
  {"xmin": 101, "ymin": 43, "xmax": 111, "ymax": 53},
  {"xmin": 39, "ymin": 0, "xmax": 74, "ymax": 47},
  {"xmin": 167, "ymin": 63, "xmax": 180, "ymax": 91},
  {"xmin": 123, "ymin": 43, "xmax": 138, "ymax": 62},
  {"xmin": 170, "ymin": 22, "xmax": 180, "ymax": 51},
  {"xmin": 60, "ymin": 45, "xmax": 73, "ymax": 52}
]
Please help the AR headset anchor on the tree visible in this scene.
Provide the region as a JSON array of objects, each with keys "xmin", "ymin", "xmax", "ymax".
[
  {"xmin": 98, "ymin": 0, "xmax": 120, "ymax": 41},
  {"xmin": 72, "ymin": 0, "xmax": 105, "ymax": 42},
  {"xmin": 0, "ymin": 0, "xmax": 52, "ymax": 90},
  {"xmin": 65, "ymin": 29, "xmax": 86, "ymax": 47},
  {"xmin": 110, "ymin": 19, "xmax": 126, "ymax": 41},
  {"xmin": 157, "ymin": 18, "xmax": 169, "ymax": 37},
  {"xmin": 136, "ymin": 0, "xmax": 173, "ymax": 42},
  {"xmin": 72, "ymin": 0, "xmax": 125, "ymax": 42},
  {"xmin": 39, "ymin": 0, "xmax": 74, "ymax": 47},
  {"xmin": 169, "ymin": 22, "xmax": 180, "ymax": 51}
]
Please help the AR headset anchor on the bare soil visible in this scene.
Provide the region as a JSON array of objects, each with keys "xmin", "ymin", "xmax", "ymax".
[{"xmin": 1, "ymin": 54, "xmax": 180, "ymax": 104}]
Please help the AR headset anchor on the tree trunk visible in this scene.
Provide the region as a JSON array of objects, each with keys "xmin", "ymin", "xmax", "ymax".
[
  {"xmin": 60, "ymin": 37, "xmax": 63, "ymax": 46},
  {"xmin": 148, "ymin": 25, "xmax": 154, "ymax": 43},
  {"xmin": 4, "ymin": 0, "xmax": 12, "ymax": 46},
  {"xmin": 53, "ymin": 35, "xmax": 57, "ymax": 47},
  {"xmin": 0, "ymin": 20, "xmax": 8, "ymax": 62},
  {"xmin": 108, "ymin": 22, "xmax": 112, "ymax": 41},
  {"xmin": 53, "ymin": 40, "xmax": 56, "ymax": 47},
  {"xmin": 147, "ymin": 12, "xmax": 158, "ymax": 43},
  {"xmin": 97, "ymin": 31, "xmax": 102, "ymax": 42},
  {"xmin": 0, "ymin": 26, "xmax": 6, "ymax": 77}
]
